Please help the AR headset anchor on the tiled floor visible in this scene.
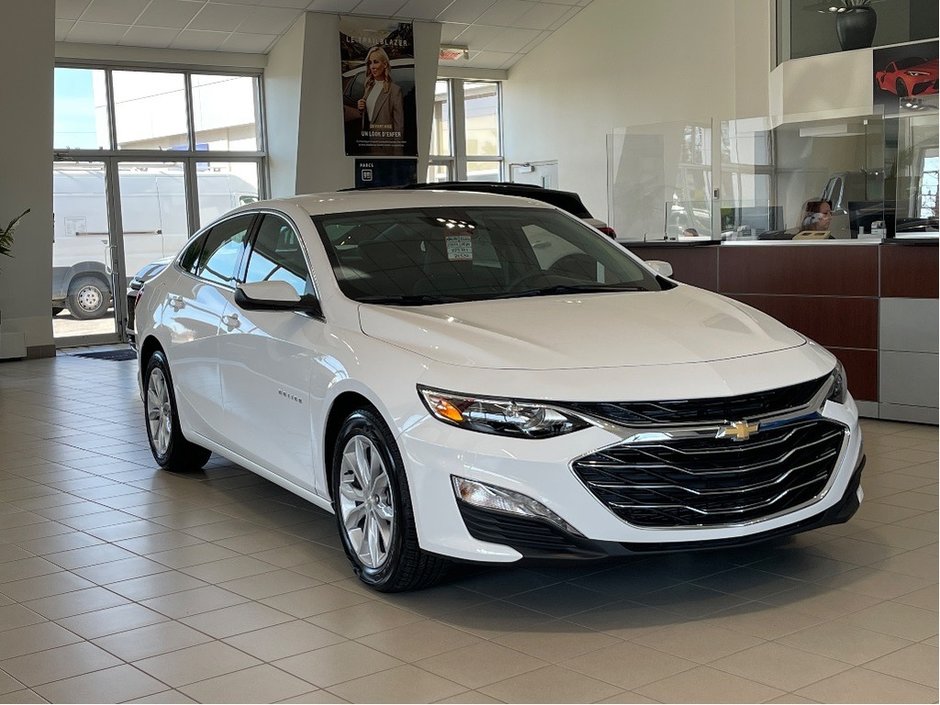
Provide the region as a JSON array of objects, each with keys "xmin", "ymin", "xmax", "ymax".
[{"xmin": 0, "ymin": 352, "xmax": 937, "ymax": 704}]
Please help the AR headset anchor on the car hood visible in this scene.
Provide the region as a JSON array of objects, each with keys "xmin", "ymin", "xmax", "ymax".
[{"xmin": 358, "ymin": 286, "xmax": 806, "ymax": 370}]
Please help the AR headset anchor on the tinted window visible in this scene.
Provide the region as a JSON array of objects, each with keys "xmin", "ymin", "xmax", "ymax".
[
  {"xmin": 195, "ymin": 214, "xmax": 253, "ymax": 286},
  {"xmin": 315, "ymin": 207, "xmax": 665, "ymax": 305},
  {"xmin": 179, "ymin": 235, "xmax": 205, "ymax": 274},
  {"xmin": 244, "ymin": 215, "xmax": 313, "ymax": 297}
]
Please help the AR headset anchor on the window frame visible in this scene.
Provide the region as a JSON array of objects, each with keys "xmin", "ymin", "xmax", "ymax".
[{"xmin": 429, "ymin": 78, "xmax": 504, "ymax": 183}]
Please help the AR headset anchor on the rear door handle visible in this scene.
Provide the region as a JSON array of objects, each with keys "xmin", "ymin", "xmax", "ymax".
[
  {"xmin": 168, "ymin": 294, "xmax": 184, "ymax": 310},
  {"xmin": 222, "ymin": 313, "xmax": 240, "ymax": 330}
]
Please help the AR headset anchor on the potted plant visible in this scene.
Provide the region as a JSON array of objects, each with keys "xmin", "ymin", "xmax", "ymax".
[
  {"xmin": 0, "ymin": 208, "xmax": 30, "ymax": 338},
  {"xmin": 0, "ymin": 208, "xmax": 30, "ymax": 261}
]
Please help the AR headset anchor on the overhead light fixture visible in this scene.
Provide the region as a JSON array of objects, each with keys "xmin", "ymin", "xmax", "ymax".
[{"xmin": 439, "ymin": 45, "xmax": 469, "ymax": 61}]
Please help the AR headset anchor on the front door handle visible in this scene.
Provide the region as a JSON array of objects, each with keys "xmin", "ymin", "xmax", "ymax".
[{"xmin": 222, "ymin": 313, "xmax": 241, "ymax": 330}]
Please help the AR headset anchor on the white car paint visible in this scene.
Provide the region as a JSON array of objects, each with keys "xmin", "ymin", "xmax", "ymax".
[{"xmin": 135, "ymin": 190, "xmax": 864, "ymax": 576}]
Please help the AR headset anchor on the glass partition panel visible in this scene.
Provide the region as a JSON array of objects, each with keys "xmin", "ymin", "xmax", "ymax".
[
  {"xmin": 466, "ymin": 160, "xmax": 502, "ymax": 181},
  {"xmin": 54, "ymin": 68, "xmax": 110, "ymax": 150},
  {"xmin": 191, "ymin": 74, "xmax": 260, "ymax": 151},
  {"xmin": 112, "ymin": 70, "xmax": 188, "ymax": 150},
  {"xmin": 608, "ymin": 121, "xmax": 715, "ymax": 240},
  {"xmin": 196, "ymin": 161, "xmax": 260, "ymax": 228}
]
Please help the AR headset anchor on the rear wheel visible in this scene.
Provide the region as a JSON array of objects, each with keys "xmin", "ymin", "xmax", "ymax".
[
  {"xmin": 332, "ymin": 408, "xmax": 449, "ymax": 592},
  {"xmin": 144, "ymin": 350, "xmax": 211, "ymax": 472},
  {"xmin": 66, "ymin": 275, "xmax": 111, "ymax": 320}
]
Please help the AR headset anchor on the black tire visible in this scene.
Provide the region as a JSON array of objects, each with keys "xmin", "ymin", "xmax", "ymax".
[
  {"xmin": 332, "ymin": 408, "xmax": 449, "ymax": 592},
  {"xmin": 66, "ymin": 275, "xmax": 111, "ymax": 320},
  {"xmin": 896, "ymin": 78, "xmax": 908, "ymax": 98},
  {"xmin": 143, "ymin": 350, "xmax": 211, "ymax": 472}
]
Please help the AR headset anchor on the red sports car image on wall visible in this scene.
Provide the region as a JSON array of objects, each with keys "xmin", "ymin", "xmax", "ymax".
[{"xmin": 875, "ymin": 57, "xmax": 938, "ymax": 97}]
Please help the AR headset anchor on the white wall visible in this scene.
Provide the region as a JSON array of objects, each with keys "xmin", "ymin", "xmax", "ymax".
[
  {"xmin": 0, "ymin": 0, "xmax": 55, "ymax": 357},
  {"xmin": 503, "ymin": 0, "xmax": 772, "ymax": 224}
]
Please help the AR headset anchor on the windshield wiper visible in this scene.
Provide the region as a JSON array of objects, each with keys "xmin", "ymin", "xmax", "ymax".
[
  {"xmin": 491, "ymin": 283, "xmax": 647, "ymax": 300},
  {"xmin": 357, "ymin": 294, "xmax": 464, "ymax": 306}
]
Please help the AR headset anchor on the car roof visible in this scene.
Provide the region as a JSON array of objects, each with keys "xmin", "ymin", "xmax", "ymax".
[
  {"xmin": 242, "ymin": 189, "xmax": 558, "ymax": 218},
  {"xmin": 401, "ymin": 181, "xmax": 593, "ymax": 218}
]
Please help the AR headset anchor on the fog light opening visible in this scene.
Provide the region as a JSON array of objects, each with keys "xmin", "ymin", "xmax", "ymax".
[{"xmin": 451, "ymin": 476, "xmax": 583, "ymax": 536}]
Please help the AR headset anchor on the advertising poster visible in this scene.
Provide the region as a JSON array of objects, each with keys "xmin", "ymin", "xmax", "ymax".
[
  {"xmin": 873, "ymin": 40, "xmax": 938, "ymax": 115},
  {"xmin": 340, "ymin": 18, "xmax": 417, "ymax": 157}
]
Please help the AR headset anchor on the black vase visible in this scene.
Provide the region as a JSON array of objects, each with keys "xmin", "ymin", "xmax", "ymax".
[{"xmin": 836, "ymin": 6, "xmax": 877, "ymax": 50}]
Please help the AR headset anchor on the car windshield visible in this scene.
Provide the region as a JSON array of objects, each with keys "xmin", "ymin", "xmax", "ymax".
[{"xmin": 313, "ymin": 207, "xmax": 668, "ymax": 305}]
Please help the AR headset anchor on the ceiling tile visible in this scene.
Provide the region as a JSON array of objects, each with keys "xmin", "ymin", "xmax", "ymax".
[
  {"xmin": 513, "ymin": 1, "xmax": 570, "ymax": 30},
  {"xmin": 483, "ymin": 25, "xmax": 540, "ymax": 53},
  {"xmin": 55, "ymin": 18, "xmax": 76, "ymax": 40},
  {"xmin": 237, "ymin": 6, "xmax": 302, "ymax": 34},
  {"xmin": 476, "ymin": 0, "xmax": 534, "ymax": 26},
  {"xmin": 499, "ymin": 53, "xmax": 524, "ymax": 69},
  {"xmin": 352, "ymin": 0, "xmax": 407, "ymax": 15},
  {"xmin": 136, "ymin": 0, "xmax": 204, "ymax": 29},
  {"xmin": 393, "ymin": 0, "xmax": 452, "ymax": 20},
  {"xmin": 221, "ymin": 31, "xmax": 279, "ymax": 52},
  {"xmin": 548, "ymin": 5, "xmax": 580, "ymax": 30},
  {"xmin": 171, "ymin": 28, "xmax": 230, "ymax": 50},
  {"xmin": 439, "ymin": 22, "xmax": 468, "ymax": 43},
  {"xmin": 436, "ymin": 0, "xmax": 492, "ymax": 24},
  {"xmin": 56, "ymin": 0, "xmax": 91, "ymax": 21},
  {"xmin": 305, "ymin": 0, "xmax": 361, "ymax": 12},
  {"xmin": 81, "ymin": 0, "xmax": 149, "ymax": 24},
  {"xmin": 188, "ymin": 3, "xmax": 251, "ymax": 31},
  {"xmin": 520, "ymin": 28, "xmax": 550, "ymax": 52},
  {"xmin": 466, "ymin": 49, "xmax": 515, "ymax": 69},
  {"xmin": 120, "ymin": 25, "xmax": 183, "ymax": 48},
  {"xmin": 212, "ymin": 0, "xmax": 309, "ymax": 6},
  {"xmin": 66, "ymin": 20, "xmax": 131, "ymax": 43}
]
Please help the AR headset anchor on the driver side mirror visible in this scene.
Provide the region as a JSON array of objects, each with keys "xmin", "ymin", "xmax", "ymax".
[
  {"xmin": 235, "ymin": 281, "xmax": 322, "ymax": 317},
  {"xmin": 645, "ymin": 260, "xmax": 673, "ymax": 278}
]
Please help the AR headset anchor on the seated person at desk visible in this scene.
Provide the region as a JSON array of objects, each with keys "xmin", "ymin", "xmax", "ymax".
[{"xmin": 800, "ymin": 199, "xmax": 832, "ymax": 232}]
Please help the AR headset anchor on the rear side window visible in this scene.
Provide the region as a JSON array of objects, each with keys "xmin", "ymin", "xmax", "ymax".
[
  {"xmin": 179, "ymin": 235, "xmax": 204, "ymax": 274},
  {"xmin": 194, "ymin": 214, "xmax": 254, "ymax": 286}
]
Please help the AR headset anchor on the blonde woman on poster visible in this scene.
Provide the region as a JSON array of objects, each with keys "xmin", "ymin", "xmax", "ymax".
[{"xmin": 357, "ymin": 46, "xmax": 404, "ymax": 154}]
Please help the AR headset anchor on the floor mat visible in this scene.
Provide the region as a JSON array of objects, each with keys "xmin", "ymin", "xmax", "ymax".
[{"xmin": 72, "ymin": 349, "xmax": 137, "ymax": 361}]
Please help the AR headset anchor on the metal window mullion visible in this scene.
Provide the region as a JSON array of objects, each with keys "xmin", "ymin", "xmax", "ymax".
[
  {"xmin": 104, "ymin": 156, "xmax": 129, "ymax": 341},
  {"xmin": 105, "ymin": 68, "xmax": 118, "ymax": 151},
  {"xmin": 451, "ymin": 79, "xmax": 468, "ymax": 181},
  {"xmin": 184, "ymin": 158, "xmax": 201, "ymax": 233},
  {"xmin": 185, "ymin": 71, "xmax": 197, "ymax": 152}
]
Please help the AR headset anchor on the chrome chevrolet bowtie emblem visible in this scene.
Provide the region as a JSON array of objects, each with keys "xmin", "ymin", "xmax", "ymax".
[{"xmin": 718, "ymin": 420, "xmax": 759, "ymax": 441}]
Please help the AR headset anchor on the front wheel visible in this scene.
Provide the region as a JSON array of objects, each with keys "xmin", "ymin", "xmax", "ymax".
[
  {"xmin": 332, "ymin": 408, "xmax": 449, "ymax": 591},
  {"xmin": 144, "ymin": 350, "xmax": 211, "ymax": 472},
  {"xmin": 896, "ymin": 78, "xmax": 908, "ymax": 97}
]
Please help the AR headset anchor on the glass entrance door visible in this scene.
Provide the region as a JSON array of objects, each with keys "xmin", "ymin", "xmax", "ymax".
[{"xmin": 52, "ymin": 161, "xmax": 122, "ymax": 344}]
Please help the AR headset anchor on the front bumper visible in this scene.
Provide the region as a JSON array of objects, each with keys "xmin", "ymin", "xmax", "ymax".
[{"xmin": 400, "ymin": 394, "xmax": 864, "ymax": 564}]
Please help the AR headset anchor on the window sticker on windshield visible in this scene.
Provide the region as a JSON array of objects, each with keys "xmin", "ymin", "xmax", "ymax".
[{"xmin": 445, "ymin": 235, "xmax": 473, "ymax": 261}]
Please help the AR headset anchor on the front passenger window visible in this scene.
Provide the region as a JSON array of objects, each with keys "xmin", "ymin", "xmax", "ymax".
[
  {"xmin": 195, "ymin": 214, "xmax": 254, "ymax": 286},
  {"xmin": 244, "ymin": 215, "xmax": 313, "ymax": 297}
]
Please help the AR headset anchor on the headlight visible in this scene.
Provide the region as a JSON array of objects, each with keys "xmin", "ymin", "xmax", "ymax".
[
  {"xmin": 418, "ymin": 387, "xmax": 590, "ymax": 438},
  {"xmin": 827, "ymin": 361, "xmax": 848, "ymax": 404}
]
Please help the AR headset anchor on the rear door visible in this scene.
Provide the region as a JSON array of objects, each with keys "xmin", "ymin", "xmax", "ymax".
[{"xmin": 167, "ymin": 213, "xmax": 255, "ymax": 438}]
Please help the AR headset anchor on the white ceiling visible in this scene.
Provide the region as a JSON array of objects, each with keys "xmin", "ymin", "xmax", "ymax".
[{"xmin": 55, "ymin": 0, "xmax": 593, "ymax": 69}]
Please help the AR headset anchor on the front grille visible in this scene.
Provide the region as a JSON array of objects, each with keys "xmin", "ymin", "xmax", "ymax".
[
  {"xmin": 560, "ymin": 375, "xmax": 827, "ymax": 427},
  {"xmin": 913, "ymin": 79, "xmax": 938, "ymax": 95},
  {"xmin": 572, "ymin": 418, "xmax": 846, "ymax": 528}
]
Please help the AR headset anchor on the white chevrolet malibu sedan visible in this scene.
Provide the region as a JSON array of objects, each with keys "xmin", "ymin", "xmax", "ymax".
[{"xmin": 134, "ymin": 190, "xmax": 865, "ymax": 591}]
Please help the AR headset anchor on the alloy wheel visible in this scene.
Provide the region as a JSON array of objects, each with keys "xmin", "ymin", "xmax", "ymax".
[
  {"xmin": 146, "ymin": 367, "xmax": 173, "ymax": 456},
  {"xmin": 338, "ymin": 435, "xmax": 395, "ymax": 569}
]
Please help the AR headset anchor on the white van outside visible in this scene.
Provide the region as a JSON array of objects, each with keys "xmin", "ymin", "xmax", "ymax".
[{"xmin": 53, "ymin": 168, "xmax": 257, "ymax": 319}]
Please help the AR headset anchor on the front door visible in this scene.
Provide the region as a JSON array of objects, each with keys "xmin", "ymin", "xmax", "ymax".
[{"xmin": 218, "ymin": 214, "xmax": 320, "ymax": 491}]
